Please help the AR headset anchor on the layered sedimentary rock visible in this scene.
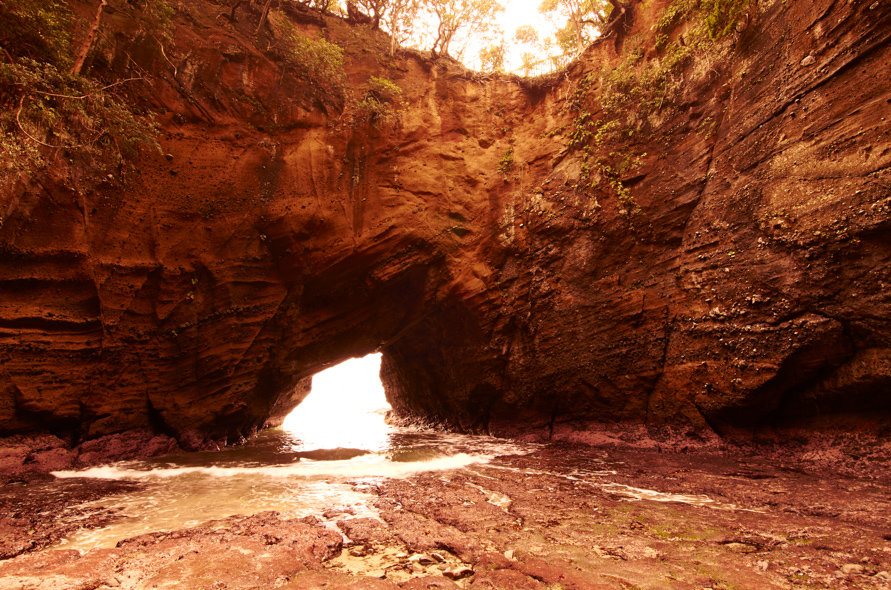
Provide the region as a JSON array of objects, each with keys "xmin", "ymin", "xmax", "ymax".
[{"xmin": 1, "ymin": 0, "xmax": 889, "ymax": 460}]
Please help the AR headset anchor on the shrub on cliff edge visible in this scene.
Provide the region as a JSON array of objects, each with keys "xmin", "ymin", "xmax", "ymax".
[
  {"xmin": 353, "ymin": 76, "xmax": 404, "ymax": 126},
  {"xmin": 0, "ymin": 0, "xmax": 160, "ymax": 185},
  {"xmin": 267, "ymin": 11, "xmax": 346, "ymax": 104}
]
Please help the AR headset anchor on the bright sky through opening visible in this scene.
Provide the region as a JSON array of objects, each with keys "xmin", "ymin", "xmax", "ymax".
[
  {"xmin": 497, "ymin": 0, "xmax": 558, "ymax": 71},
  {"xmin": 282, "ymin": 353, "xmax": 392, "ymax": 451},
  {"xmin": 415, "ymin": 0, "xmax": 559, "ymax": 72}
]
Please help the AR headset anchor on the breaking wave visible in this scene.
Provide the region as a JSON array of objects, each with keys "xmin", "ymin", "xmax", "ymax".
[{"xmin": 52, "ymin": 450, "xmax": 491, "ymax": 481}]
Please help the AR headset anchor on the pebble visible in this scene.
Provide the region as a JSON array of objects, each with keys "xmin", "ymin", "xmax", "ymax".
[
  {"xmin": 431, "ymin": 552, "xmax": 446, "ymax": 563},
  {"xmin": 800, "ymin": 55, "xmax": 816, "ymax": 67},
  {"xmin": 755, "ymin": 560, "xmax": 769, "ymax": 571},
  {"xmin": 841, "ymin": 563, "xmax": 865, "ymax": 575},
  {"xmin": 409, "ymin": 553, "xmax": 437, "ymax": 566},
  {"xmin": 504, "ymin": 549, "xmax": 515, "ymax": 560},
  {"xmin": 444, "ymin": 566, "xmax": 474, "ymax": 580}
]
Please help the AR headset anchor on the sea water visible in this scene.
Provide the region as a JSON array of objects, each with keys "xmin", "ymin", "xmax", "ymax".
[{"xmin": 50, "ymin": 416, "xmax": 533, "ymax": 552}]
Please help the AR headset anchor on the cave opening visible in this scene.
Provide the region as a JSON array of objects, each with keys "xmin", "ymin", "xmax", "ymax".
[{"xmin": 281, "ymin": 353, "xmax": 393, "ymax": 452}]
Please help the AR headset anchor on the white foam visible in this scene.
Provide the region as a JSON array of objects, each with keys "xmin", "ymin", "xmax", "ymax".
[
  {"xmin": 52, "ymin": 452, "xmax": 491, "ymax": 481},
  {"xmin": 601, "ymin": 483, "xmax": 715, "ymax": 506},
  {"xmin": 47, "ymin": 428, "xmax": 537, "ymax": 553},
  {"xmin": 465, "ymin": 482, "xmax": 512, "ymax": 510}
]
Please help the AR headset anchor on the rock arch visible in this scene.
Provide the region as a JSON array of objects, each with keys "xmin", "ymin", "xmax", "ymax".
[{"xmin": 2, "ymin": 0, "xmax": 891, "ymax": 461}]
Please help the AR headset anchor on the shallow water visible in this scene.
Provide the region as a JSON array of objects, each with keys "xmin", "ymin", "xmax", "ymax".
[
  {"xmin": 48, "ymin": 354, "xmax": 540, "ymax": 551},
  {"xmin": 51, "ymin": 420, "xmax": 537, "ymax": 552}
]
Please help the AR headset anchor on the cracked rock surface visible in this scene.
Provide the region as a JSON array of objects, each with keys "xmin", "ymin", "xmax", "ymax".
[
  {"xmin": 1, "ymin": 0, "xmax": 890, "ymax": 461},
  {"xmin": 2, "ymin": 443, "xmax": 890, "ymax": 589}
]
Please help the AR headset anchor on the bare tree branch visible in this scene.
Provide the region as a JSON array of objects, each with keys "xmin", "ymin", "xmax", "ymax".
[
  {"xmin": 15, "ymin": 96, "xmax": 79, "ymax": 149},
  {"xmin": 27, "ymin": 77, "xmax": 144, "ymax": 101},
  {"xmin": 72, "ymin": 0, "xmax": 108, "ymax": 75},
  {"xmin": 255, "ymin": 0, "xmax": 275, "ymax": 35},
  {"xmin": 150, "ymin": 33, "xmax": 178, "ymax": 77},
  {"xmin": 228, "ymin": 0, "xmax": 246, "ymax": 22}
]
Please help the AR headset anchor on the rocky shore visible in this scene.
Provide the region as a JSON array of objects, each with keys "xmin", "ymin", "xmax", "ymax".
[
  {"xmin": 2, "ymin": 442, "xmax": 890, "ymax": 590},
  {"xmin": 3, "ymin": 1, "xmax": 889, "ymax": 586},
  {"xmin": 3, "ymin": 0, "xmax": 889, "ymax": 451}
]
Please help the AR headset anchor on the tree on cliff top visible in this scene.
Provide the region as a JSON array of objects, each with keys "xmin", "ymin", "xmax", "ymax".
[
  {"xmin": 539, "ymin": 0, "xmax": 612, "ymax": 55},
  {"xmin": 479, "ymin": 40, "xmax": 506, "ymax": 72},
  {"xmin": 345, "ymin": 0, "xmax": 422, "ymax": 56},
  {"xmin": 382, "ymin": 0, "xmax": 421, "ymax": 56},
  {"xmin": 427, "ymin": 0, "xmax": 503, "ymax": 58},
  {"xmin": 349, "ymin": 0, "xmax": 386, "ymax": 27}
]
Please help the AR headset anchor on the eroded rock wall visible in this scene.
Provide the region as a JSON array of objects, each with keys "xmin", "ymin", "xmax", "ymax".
[
  {"xmin": 1, "ymin": 0, "xmax": 889, "ymax": 462},
  {"xmin": 383, "ymin": 0, "xmax": 891, "ymax": 439}
]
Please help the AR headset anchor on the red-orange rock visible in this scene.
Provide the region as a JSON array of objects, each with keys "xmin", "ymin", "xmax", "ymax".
[{"xmin": 1, "ymin": 0, "xmax": 890, "ymax": 466}]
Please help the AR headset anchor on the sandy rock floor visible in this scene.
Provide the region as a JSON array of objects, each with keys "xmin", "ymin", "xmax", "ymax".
[{"xmin": 2, "ymin": 443, "xmax": 890, "ymax": 589}]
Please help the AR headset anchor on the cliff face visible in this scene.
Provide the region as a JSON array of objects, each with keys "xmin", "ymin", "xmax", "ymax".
[{"xmin": 1, "ymin": 0, "xmax": 889, "ymax": 460}]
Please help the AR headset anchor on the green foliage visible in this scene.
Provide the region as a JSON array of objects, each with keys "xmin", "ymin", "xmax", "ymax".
[
  {"xmin": 268, "ymin": 13, "xmax": 346, "ymax": 101},
  {"xmin": 286, "ymin": 35, "xmax": 346, "ymax": 95},
  {"xmin": 479, "ymin": 42, "xmax": 506, "ymax": 73},
  {"xmin": 599, "ymin": 47, "xmax": 647, "ymax": 114},
  {"xmin": 0, "ymin": 0, "xmax": 72, "ymax": 66},
  {"xmin": 560, "ymin": 0, "xmax": 756, "ymax": 221},
  {"xmin": 569, "ymin": 36, "xmax": 693, "ymax": 151},
  {"xmin": 0, "ymin": 0, "xmax": 161, "ymax": 182},
  {"xmin": 0, "ymin": 60, "xmax": 160, "ymax": 179},
  {"xmin": 368, "ymin": 76, "xmax": 402, "ymax": 99},
  {"xmin": 702, "ymin": 0, "xmax": 754, "ymax": 39},
  {"xmin": 353, "ymin": 76, "xmax": 404, "ymax": 125},
  {"xmin": 497, "ymin": 146, "xmax": 514, "ymax": 176},
  {"xmin": 657, "ymin": 0, "xmax": 755, "ymax": 41},
  {"xmin": 588, "ymin": 0, "xmax": 753, "ymax": 126},
  {"xmin": 138, "ymin": 0, "xmax": 175, "ymax": 39},
  {"xmin": 656, "ymin": 0, "xmax": 696, "ymax": 34},
  {"xmin": 567, "ymin": 57, "xmax": 655, "ymax": 216},
  {"xmin": 593, "ymin": 156, "xmax": 639, "ymax": 216}
]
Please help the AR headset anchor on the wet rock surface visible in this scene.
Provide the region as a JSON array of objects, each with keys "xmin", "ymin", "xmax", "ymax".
[
  {"xmin": 1, "ymin": 0, "xmax": 890, "ymax": 456},
  {"xmin": 0, "ymin": 432, "xmax": 183, "ymax": 484},
  {"xmin": 0, "ymin": 478, "xmax": 142, "ymax": 560},
  {"xmin": 3, "ymin": 443, "xmax": 890, "ymax": 589}
]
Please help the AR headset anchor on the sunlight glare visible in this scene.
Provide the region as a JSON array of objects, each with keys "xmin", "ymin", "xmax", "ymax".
[
  {"xmin": 499, "ymin": 0, "xmax": 554, "ymax": 43},
  {"xmin": 498, "ymin": 1, "xmax": 559, "ymax": 71},
  {"xmin": 282, "ymin": 353, "xmax": 392, "ymax": 452}
]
